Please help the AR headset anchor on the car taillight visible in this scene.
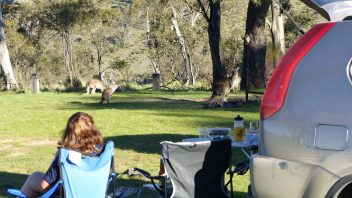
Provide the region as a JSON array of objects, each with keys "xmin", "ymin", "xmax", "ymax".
[{"xmin": 260, "ymin": 22, "xmax": 336, "ymax": 120}]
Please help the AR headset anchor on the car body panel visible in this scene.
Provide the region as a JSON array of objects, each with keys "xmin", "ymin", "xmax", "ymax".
[
  {"xmin": 301, "ymin": 0, "xmax": 352, "ymax": 21},
  {"xmin": 250, "ymin": 155, "xmax": 339, "ymax": 198},
  {"xmin": 252, "ymin": 21, "xmax": 352, "ymax": 197}
]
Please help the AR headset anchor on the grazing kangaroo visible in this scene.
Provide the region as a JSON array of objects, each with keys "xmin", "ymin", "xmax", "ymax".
[
  {"xmin": 101, "ymin": 83, "xmax": 118, "ymax": 104},
  {"xmin": 209, "ymin": 68, "xmax": 241, "ymax": 106},
  {"xmin": 86, "ymin": 79, "xmax": 107, "ymax": 94}
]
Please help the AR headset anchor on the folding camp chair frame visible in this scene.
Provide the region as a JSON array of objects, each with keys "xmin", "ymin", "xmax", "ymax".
[{"xmin": 129, "ymin": 139, "xmax": 234, "ymax": 198}]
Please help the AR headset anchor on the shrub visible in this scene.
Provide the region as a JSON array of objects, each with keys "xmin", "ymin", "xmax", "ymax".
[{"xmin": 63, "ymin": 77, "xmax": 84, "ymax": 92}]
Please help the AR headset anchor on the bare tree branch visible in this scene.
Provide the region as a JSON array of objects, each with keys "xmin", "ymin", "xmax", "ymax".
[
  {"xmin": 183, "ymin": 0, "xmax": 199, "ymax": 12},
  {"xmin": 191, "ymin": 8, "xmax": 202, "ymax": 27},
  {"xmin": 196, "ymin": 0, "xmax": 211, "ymax": 23}
]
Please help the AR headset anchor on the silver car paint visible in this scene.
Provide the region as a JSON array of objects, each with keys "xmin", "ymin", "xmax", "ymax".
[
  {"xmin": 301, "ymin": 0, "xmax": 352, "ymax": 21},
  {"xmin": 322, "ymin": 1, "xmax": 352, "ymax": 21},
  {"xmin": 251, "ymin": 21, "xmax": 352, "ymax": 197}
]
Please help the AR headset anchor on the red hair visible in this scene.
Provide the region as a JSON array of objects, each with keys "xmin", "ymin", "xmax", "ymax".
[{"xmin": 59, "ymin": 112, "xmax": 103, "ymax": 153}]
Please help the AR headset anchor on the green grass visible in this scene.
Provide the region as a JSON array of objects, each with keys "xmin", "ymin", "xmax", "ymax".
[{"xmin": 0, "ymin": 90, "xmax": 260, "ymax": 197}]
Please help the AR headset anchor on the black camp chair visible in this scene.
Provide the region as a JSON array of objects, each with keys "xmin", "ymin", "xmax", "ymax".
[{"xmin": 129, "ymin": 139, "xmax": 233, "ymax": 198}]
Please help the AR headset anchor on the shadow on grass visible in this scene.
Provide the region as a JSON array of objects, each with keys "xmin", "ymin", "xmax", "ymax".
[
  {"xmin": 112, "ymin": 176, "xmax": 155, "ymax": 198},
  {"xmin": 0, "ymin": 172, "xmax": 248, "ymax": 198},
  {"xmin": 106, "ymin": 134, "xmax": 195, "ymax": 155},
  {"xmin": 61, "ymin": 95, "xmax": 260, "ymax": 113},
  {"xmin": 0, "ymin": 172, "xmax": 154, "ymax": 197},
  {"xmin": 105, "ymin": 133, "xmax": 249, "ymax": 165},
  {"xmin": 144, "ymin": 111, "xmax": 235, "ymax": 128},
  {"xmin": 233, "ymin": 191, "xmax": 249, "ymax": 198},
  {"xmin": 0, "ymin": 172, "xmax": 28, "ymax": 197},
  {"xmin": 64, "ymin": 100, "xmax": 204, "ymax": 110},
  {"xmin": 116, "ymin": 174, "xmax": 248, "ymax": 198},
  {"xmin": 115, "ymin": 176, "xmax": 248, "ymax": 198}
]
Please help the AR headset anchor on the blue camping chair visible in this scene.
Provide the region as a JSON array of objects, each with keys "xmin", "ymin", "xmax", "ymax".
[{"xmin": 8, "ymin": 141, "xmax": 116, "ymax": 198}]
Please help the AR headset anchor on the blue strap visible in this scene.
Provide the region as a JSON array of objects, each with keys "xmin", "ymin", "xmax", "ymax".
[{"xmin": 7, "ymin": 189, "xmax": 27, "ymax": 198}]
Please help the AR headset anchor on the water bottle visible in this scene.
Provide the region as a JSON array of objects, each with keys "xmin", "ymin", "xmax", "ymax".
[{"xmin": 234, "ymin": 115, "xmax": 244, "ymax": 142}]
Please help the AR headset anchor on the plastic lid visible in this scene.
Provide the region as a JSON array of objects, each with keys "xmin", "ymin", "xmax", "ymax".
[{"xmin": 234, "ymin": 115, "xmax": 243, "ymax": 121}]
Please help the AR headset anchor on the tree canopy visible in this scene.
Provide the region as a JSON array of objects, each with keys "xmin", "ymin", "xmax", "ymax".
[{"xmin": 0, "ymin": 0, "xmax": 324, "ymax": 91}]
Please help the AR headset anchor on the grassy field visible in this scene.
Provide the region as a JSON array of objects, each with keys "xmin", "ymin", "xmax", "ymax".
[{"xmin": 0, "ymin": 90, "xmax": 260, "ymax": 198}]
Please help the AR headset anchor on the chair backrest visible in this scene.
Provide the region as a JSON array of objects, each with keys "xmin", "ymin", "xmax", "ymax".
[
  {"xmin": 161, "ymin": 139, "xmax": 231, "ymax": 198},
  {"xmin": 59, "ymin": 141, "xmax": 114, "ymax": 198}
]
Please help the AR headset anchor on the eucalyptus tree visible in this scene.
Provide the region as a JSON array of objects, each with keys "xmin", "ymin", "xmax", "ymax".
[
  {"xmin": 271, "ymin": 0, "xmax": 286, "ymax": 58},
  {"xmin": 284, "ymin": 3, "xmax": 323, "ymax": 48},
  {"xmin": 145, "ymin": 5, "xmax": 160, "ymax": 75},
  {"xmin": 166, "ymin": 1, "xmax": 207, "ymax": 86},
  {"xmin": 87, "ymin": 7, "xmax": 123, "ymax": 81},
  {"xmin": 133, "ymin": 0, "xmax": 207, "ymax": 86},
  {"xmin": 32, "ymin": 0, "xmax": 98, "ymax": 85},
  {"xmin": 181, "ymin": 0, "xmax": 231, "ymax": 97},
  {"xmin": 266, "ymin": 0, "xmax": 290, "ymax": 79},
  {"xmin": 241, "ymin": 0, "xmax": 271, "ymax": 89},
  {"xmin": 195, "ymin": 0, "xmax": 227, "ymax": 88},
  {"xmin": 127, "ymin": 0, "xmax": 161, "ymax": 77},
  {"xmin": 6, "ymin": 16, "xmax": 37, "ymax": 89},
  {"xmin": 0, "ymin": 0, "xmax": 18, "ymax": 89},
  {"xmin": 170, "ymin": 6, "xmax": 191, "ymax": 85},
  {"xmin": 112, "ymin": 0, "xmax": 132, "ymax": 47}
]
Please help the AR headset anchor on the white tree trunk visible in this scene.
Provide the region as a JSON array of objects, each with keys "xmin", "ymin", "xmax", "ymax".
[
  {"xmin": 122, "ymin": 20, "xmax": 128, "ymax": 47},
  {"xmin": 0, "ymin": 6, "xmax": 17, "ymax": 89},
  {"xmin": 146, "ymin": 8, "xmax": 160, "ymax": 74},
  {"xmin": 171, "ymin": 6, "xmax": 195, "ymax": 86},
  {"xmin": 62, "ymin": 30, "xmax": 73, "ymax": 85},
  {"xmin": 150, "ymin": 57, "xmax": 160, "ymax": 74},
  {"xmin": 191, "ymin": 8, "xmax": 201, "ymax": 28},
  {"xmin": 271, "ymin": 0, "xmax": 285, "ymax": 56},
  {"xmin": 268, "ymin": 0, "xmax": 285, "ymax": 79}
]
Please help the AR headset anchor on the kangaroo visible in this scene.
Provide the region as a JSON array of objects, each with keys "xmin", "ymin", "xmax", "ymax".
[
  {"xmin": 101, "ymin": 83, "xmax": 118, "ymax": 104},
  {"xmin": 86, "ymin": 79, "xmax": 107, "ymax": 94},
  {"xmin": 209, "ymin": 67, "xmax": 241, "ymax": 106}
]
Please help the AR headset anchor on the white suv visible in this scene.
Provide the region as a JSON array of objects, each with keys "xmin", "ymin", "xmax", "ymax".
[{"xmin": 250, "ymin": 0, "xmax": 352, "ymax": 197}]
